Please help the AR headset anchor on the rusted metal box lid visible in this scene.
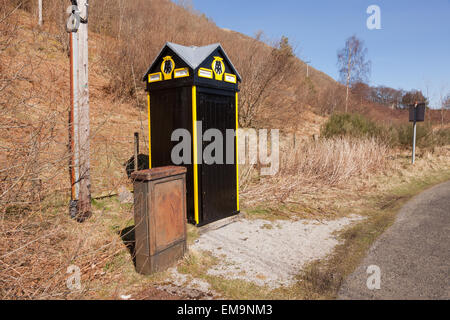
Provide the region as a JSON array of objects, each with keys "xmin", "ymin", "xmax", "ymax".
[{"xmin": 131, "ymin": 166, "xmax": 187, "ymax": 181}]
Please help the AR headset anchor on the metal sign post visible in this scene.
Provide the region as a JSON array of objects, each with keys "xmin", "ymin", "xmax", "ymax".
[{"xmin": 409, "ymin": 102, "xmax": 425, "ymax": 165}]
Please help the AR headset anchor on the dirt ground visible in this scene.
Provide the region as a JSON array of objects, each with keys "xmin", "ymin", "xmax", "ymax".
[{"xmin": 135, "ymin": 214, "xmax": 363, "ymax": 299}]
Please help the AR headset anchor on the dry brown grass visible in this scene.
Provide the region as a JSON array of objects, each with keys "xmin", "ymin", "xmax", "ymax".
[
  {"xmin": 0, "ymin": 208, "xmax": 122, "ymax": 299},
  {"xmin": 241, "ymin": 136, "xmax": 390, "ymax": 207},
  {"xmin": 294, "ymin": 137, "xmax": 389, "ymax": 185}
]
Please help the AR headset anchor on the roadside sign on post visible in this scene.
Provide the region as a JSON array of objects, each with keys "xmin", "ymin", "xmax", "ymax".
[
  {"xmin": 409, "ymin": 102, "xmax": 426, "ymax": 164},
  {"xmin": 409, "ymin": 103, "xmax": 425, "ymax": 122}
]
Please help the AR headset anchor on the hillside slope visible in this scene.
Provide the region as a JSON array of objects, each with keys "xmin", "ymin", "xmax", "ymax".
[
  {"xmin": 2, "ymin": 1, "xmax": 447, "ymax": 203},
  {"xmin": 86, "ymin": 0, "xmax": 342, "ymax": 129}
]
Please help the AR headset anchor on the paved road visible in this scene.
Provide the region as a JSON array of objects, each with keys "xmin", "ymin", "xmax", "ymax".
[{"xmin": 338, "ymin": 180, "xmax": 450, "ymax": 300}]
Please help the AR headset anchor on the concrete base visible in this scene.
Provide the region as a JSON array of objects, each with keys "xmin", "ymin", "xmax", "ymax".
[{"xmin": 197, "ymin": 212, "xmax": 243, "ymax": 235}]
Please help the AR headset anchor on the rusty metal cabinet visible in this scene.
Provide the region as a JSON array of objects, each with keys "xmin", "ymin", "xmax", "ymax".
[{"xmin": 131, "ymin": 166, "xmax": 187, "ymax": 275}]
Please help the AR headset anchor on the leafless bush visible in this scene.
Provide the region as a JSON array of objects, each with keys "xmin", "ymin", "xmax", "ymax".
[
  {"xmin": 0, "ymin": 4, "xmax": 147, "ymax": 299},
  {"xmin": 0, "ymin": 206, "xmax": 130, "ymax": 299},
  {"xmin": 0, "ymin": 2, "xmax": 69, "ymax": 299},
  {"xmin": 27, "ymin": 0, "xmax": 349, "ymax": 123},
  {"xmin": 234, "ymin": 35, "xmax": 298, "ymax": 127},
  {"xmin": 1, "ymin": 2, "xmax": 67, "ymax": 210}
]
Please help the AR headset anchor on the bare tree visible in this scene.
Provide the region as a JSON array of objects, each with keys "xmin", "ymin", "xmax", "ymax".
[
  {"xmin": 444, "ymin": 95, "xmax": 450, "ymax": 109},
  {"xmin": 337, "ymin": 35, "xmax": 371, "ymax": 112},
  {"xmin": 368, "ymin": 85, "xmax": 403, "ymax": 109},
  {"xmin": 439, "ymin": 89, "xmax": 450, "ymax": 126},
  {"xmin": 237, "ymin": 35, "xmax": 296, "ymax": 127}
]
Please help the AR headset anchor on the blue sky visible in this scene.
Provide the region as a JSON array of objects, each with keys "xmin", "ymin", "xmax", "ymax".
[{"xmin": 190, "ymin": 0, "xmax": 450, "ymax": 108}]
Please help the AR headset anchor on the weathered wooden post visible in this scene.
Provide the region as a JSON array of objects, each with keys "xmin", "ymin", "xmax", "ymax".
[
  {"xmin": 68, "ymin": 4, "xmax": 79, "ymax": 219},
  {"xmin": 77, "ymin": 0, "xmax": 91, "ymax": 220}
]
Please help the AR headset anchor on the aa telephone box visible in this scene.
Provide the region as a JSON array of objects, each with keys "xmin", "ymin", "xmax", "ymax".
[{"xmin": 142, "ymin": 42, "xmax": 241, "ymax": 226}]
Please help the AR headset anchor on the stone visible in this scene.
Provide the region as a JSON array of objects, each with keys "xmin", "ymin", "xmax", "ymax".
[{"xmin": 118, "ymin": 186, "xmax": 133, "ymax": 204}]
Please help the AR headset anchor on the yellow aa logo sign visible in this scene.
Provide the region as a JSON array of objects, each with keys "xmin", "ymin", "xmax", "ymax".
[
  {"xmin": 211, "ymin": 57, "xmax": 225, "ymax": 81},
  {"xmin": 161, "ymin": 56, "xmax": 175, "ymax": 80}
]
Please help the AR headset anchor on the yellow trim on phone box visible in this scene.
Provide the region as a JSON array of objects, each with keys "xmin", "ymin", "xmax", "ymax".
[
  {"xmin": 174, "ymin": 67, "xmax": 190, "ymax": 78},
  {"xmin": 148, "ymin": 72, "xmax": 162, "ymax": 83},
  {"xmin": 192, "ymin": 86, "xmax": 200, "ymax": 224},
  {"xmin": 198, "ymin": 68, "xmax": 213, "ymax": 79},
  {"xmin": 235, "ymin": 92, "xmax": 239, "ymax": 211},
  {"xmin": 224, "ymin": 73, "xmax": 237, "ymax": 84}
]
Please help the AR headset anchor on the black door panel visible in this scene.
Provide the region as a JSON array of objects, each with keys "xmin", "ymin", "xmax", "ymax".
[{"xmin": 198, "ymin": 92, "xmax": 237, "ymax": 224}]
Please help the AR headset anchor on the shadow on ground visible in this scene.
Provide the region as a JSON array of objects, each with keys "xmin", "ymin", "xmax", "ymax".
[{"xmin": 118, "ymin": 225, "xmax": 136, "ymax": 266}]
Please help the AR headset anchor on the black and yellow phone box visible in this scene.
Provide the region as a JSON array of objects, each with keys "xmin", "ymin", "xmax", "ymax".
[{"xmin": 142, "ymin": 42, "xmax": 242, "ymax": 226}]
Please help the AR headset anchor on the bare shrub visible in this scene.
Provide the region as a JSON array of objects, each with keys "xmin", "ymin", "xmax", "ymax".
[
  {"xmin": 0, "ymin": 206, "xmax": 131, "ymax": 299},
  {"xmin": 0, "ymin": 4, "xmax": 151, "ymax": 299},
  {"xmin": 235, "ymin": 35, "xmax": 298, "ymax": 127}
]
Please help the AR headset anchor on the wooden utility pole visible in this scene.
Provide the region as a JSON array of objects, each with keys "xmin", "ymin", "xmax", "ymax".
[
  {"xmin": 38, "ymin": 0, "xmax": 43, "ymax": 26},
  {"xmin": 68, "ymin": 17, "xmax": 79, "ymax": 219},
  {"xmin": 77, "ymin": 0, "xmax": 91, "ymax": 220},
  {"xmin": 68, "ymin": 0, "xmax": 91, "ymax": 221}
]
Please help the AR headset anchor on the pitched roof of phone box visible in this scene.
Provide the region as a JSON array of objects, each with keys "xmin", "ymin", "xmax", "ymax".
[{"xmin": 142, "ymin": 42, "xmax": 242, "ymax": 82}]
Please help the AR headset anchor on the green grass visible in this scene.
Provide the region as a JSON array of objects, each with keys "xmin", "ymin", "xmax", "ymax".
[
  {"xmin": 321, "ymin": 113, "xmax": 384, "ymax": 140},
  {"xmin": 177, "ymin": 250, "xmax": 282, "ymax": 299},
  {"xmin": 243, "ymin": 204, "xmax": 304, "ymax": 221},
  {"xmin": 321, "ymin": 112, "xmax": 450, "ymax": 149},
  {"xmin": 186, "ymin": 223, "xmax": 200, "ymax": 245}
]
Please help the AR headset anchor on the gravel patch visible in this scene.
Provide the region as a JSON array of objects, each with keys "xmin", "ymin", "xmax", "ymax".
[{"xmin": 192, "ymin": 215, "xmax": 363, "ymax": 288}]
